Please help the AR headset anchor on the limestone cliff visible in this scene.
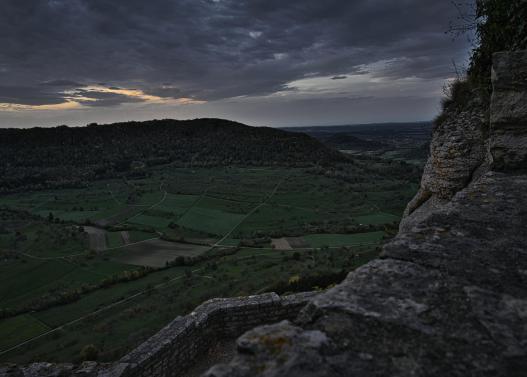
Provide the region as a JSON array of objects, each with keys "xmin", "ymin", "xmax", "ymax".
[{"xmin": 203, "ymin": 51, "xmax": 527, "ymax": 377}]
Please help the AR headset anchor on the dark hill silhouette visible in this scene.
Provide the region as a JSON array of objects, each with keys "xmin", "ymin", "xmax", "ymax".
[{"xmin": 0, "ymin": 118, "xmax": 345, "ymax": 193}]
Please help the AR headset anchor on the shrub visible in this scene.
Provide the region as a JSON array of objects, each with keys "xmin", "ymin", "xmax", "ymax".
[
  {"xmin": 437, "ymin": 0, "xmax": 527, "ymax": 120},
  {"xmin": 80, "ymin": 344, "xmax": 99, "ymax": 361},
  {"xmin": 440, "ymin": 79, "xmax": 473, "ymax": 111}
]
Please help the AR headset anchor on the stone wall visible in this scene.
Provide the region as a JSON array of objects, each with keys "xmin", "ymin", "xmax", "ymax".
[
  {"xmin": 119, "ymin": 292, "xmax": 316, "ymax": 377},
  {"xmin": 0, "ymin": 292, "xmax": 316, "ymax": 377}
]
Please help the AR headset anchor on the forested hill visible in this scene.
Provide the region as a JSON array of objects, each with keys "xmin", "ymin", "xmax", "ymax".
[{"xmin": 0, "ymin": 118, "xmax": 345, "ymax": 193}]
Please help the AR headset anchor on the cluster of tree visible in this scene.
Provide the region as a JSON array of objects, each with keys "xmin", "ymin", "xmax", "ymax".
[
  {"xmin": 467, "ymin": 0, "xmax": 527, "ymax": 92},
  {"xmin": 441, "ymin": 0, "xmax": 527, "ymax": 116},
  {"xmin": 100, "ymin": 267, "xmax": 154, "ymax": 288},
  {"xmin": 0, "ymin": 118, "xmax": 346, "ymax": 194},
  {"xmin": 80, "ymin": 344, "xmax": 99, "ymax": 361},
  {"xmin": 1, "ymin": 246, "xmax": 239, "ymax": 320},
  {"xmin": 165, "ymin": 247, "xmax": 239, "ymax": 268},
  {"xmin": 240, "ymin": 222, "xmax": 399, "ymax": 240},
  {"xmin": 0, "ymin": 207, "xmax": 41, "ymax": 223},
  {"xmin": 306, "ymin": 160, "xmax": 423, "ymax": 185}
]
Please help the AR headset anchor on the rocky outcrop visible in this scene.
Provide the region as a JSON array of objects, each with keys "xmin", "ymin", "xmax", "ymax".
[
  {"xmin": 403, "ymin": 50, "xmax": 527, "ymax": 231},
  {"xmin": 203, "ymin": 51, "xmax": 527, "ymax": 377},
  {"xmin": 400, "ymin": 91, "xmax": 489, "ymax": 232}
]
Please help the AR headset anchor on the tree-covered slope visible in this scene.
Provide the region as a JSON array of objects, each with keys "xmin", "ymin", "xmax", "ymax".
[{"xmin": 0, "ymin": 118, "xmax": 345, "ymax": 193}]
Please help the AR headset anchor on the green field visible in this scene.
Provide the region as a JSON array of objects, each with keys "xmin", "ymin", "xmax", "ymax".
[
  {"xmin": 304, "ymin": 231, "xmax": 385, "ymax": 248},
  {"xmin": 128, "ymin": 213, "xmax": 173, "ymax": 229},
  {"xmin": 106, "ymin": 232, "xmax": 124, "ymax": 248},
  {"xmin": 0, "ymin": 257, "xmax": 137, "ymax": 312},
  {"xmin": 0, "ymin": 246, "xmax": 380, "ymax": 363},
  {"xmin": 156, "ymin": 194, "xmax": 199, "ymax": 216},
  {"xmin": 128, "ymin": 231, "xmax": 157, "ymax": 243},
  {"xmin": 0, "ymin": 161, "xmax": 418, "ymax": 363},
  {"xmin": 177, "ymin": 206, "xmax": 246, "ymax": 236},
  {"xmin": 0, "ymin": 315, "xmax": 50, "ymax": 351},
  {"xmin": 235, "ymin": 204, "xmax": 320, "ymax": 236},
  {"xmin": 354, "ymin": 212, "xmax": 401, "ymax": 225}
]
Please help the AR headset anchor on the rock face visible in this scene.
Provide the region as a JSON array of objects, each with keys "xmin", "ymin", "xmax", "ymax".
[
  {"xmin": 400, "ymin": 89, "xmax": 488, "ymax": 233},
  {"xmin": 489, "ymin": 50, "xmax": 527, "ymax": 171},
  {"xmin": 203, "ymin": 51, "xmax": 527, "ymax": 377}
]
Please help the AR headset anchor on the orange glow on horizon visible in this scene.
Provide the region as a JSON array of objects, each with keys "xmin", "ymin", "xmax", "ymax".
[{"xmin": 0, "ymin": 85, "xmax": 206, "ymax": 112}]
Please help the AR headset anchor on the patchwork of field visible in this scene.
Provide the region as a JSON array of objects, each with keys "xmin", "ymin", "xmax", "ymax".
[
  {"xmin": 0, "ymin": 246, "xmax": 380, "ymax": 363},
  {"xmin": 0, "ymin": 257, "xmax": 137, "ymax": 312},
  {"xmin": 0, "ymin": 165, "xmax": 414, "ymax": 242},
  {"xmin": 0, "ymin": 161, "xmax": 418, "ymax": 363}
]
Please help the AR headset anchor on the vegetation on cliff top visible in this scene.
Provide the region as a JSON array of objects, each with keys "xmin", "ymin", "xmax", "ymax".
[
  {"xmin": 468, "ymin": 0, "xmax": 527, "ymax": 87},
  {"xmin": 438, "ymin": 0, "xmax": 526, "ymax": 124}
]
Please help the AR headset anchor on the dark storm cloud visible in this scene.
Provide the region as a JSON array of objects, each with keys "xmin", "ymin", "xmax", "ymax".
[
  {"xmin": 0, "ymin": 85, "xmax": 66, "ymax": 106},
  {"xmin": 40, "ymin": 80, "xmax": 84, "ymax": 87},
  {"xmin": 0, "ymin": 0, "xmax": 473, "ymax": 111}
]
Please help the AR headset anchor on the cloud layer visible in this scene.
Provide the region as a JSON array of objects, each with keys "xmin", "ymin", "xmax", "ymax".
[{"xmin": 0, "ymin": 0, "xmax": 473, "ymax": 126}]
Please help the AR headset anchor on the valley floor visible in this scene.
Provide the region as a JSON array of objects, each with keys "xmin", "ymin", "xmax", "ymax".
[{"xmin": 0, "ymin": 161, "xmax": 418, "ymax": 363}]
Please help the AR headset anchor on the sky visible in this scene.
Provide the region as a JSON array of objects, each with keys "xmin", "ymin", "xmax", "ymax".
[{"xmin": 0, "ymin": 0, "xmax": 474, "ymax": 128}]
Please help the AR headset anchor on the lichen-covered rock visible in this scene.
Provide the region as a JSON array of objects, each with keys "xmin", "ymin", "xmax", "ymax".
[
  {"xmin": 489, "ymin": 50, "xmax": 527, "ymax": 171},
  {"xmin": 205, "ymin": 172, "xmax": 527, "ymax": 377},
  {"xmin": 204, "ymin": 321, "xmax": 332, "ymax": 377},
  {"xmin": 422, "ymin": 97, "xmax": 488, "ymax": 198}
]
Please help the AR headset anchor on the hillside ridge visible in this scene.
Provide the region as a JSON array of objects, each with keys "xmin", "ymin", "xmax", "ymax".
[{"xmin": 0, "ymin": 118, "xmax": 344, "ymax": 194}]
